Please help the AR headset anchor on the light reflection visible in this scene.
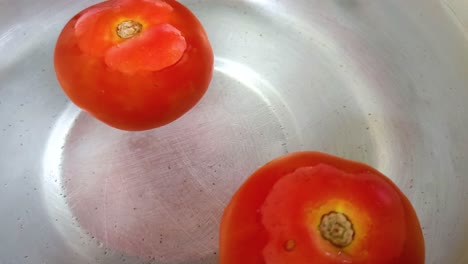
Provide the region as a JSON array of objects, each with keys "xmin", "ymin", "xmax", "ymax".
[
  {"xmin": 41, "ymin": 104, "xmax": 100, "ymax": 260},
  {"xmin": 215, "ymin": 57, "xmax": 274, "ymax": 107},
  {"xmin": 215, "ymin": 57, "xmax": 304, "ymax": 150}
]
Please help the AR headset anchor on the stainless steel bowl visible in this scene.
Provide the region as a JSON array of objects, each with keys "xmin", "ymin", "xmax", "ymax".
[{"xmin": 1, "ymin": 0, "xmax": 468, "ymax": 263}]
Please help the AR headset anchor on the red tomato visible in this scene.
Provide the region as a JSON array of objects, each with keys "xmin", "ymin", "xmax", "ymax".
[
  {"xmin": 54, "ymin": 0, "xmax": 213, "ymax": 131},
  {"xmin": 219, "ymin": 151, "xmax": 425, "ymax": 264}
]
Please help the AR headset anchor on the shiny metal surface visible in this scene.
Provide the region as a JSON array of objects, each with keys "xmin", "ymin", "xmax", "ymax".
[{"xmin": 1, "ymin": 0, "xmax": 468, "ymax": 263}]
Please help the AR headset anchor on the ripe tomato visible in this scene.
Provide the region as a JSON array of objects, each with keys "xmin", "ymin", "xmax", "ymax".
[
  {"xmin": 219, "ymin": 151, "xmax": 425, "ymax": 264},
  {"xmin": 54, "ymin": 0, "xmax": 214, "ymax": 131}
]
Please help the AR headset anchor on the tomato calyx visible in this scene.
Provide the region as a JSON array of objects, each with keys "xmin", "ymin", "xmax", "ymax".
[
  {"xmin": 74, "ymin": 0, "xmax": 189, "ymax": 74},
  {"xmin": 116, "ymin": 20, "xmax": 143, "ymax": 39},
  {"xmin": 319, "ymin": 211, "xmax": 355, "ymax": 248},
  {"xmin": 105, "ymin": 24, "xmax": 187, "ymax": 74}
]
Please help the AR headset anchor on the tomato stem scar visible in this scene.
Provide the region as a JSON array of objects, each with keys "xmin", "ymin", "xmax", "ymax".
[
  {"xmin": 319, "ymin": 211, "xmax": 355, "ymax": 248},
  {"xmin": 116, "ymin": 20, "xmax": 143, "ymax": 39}
]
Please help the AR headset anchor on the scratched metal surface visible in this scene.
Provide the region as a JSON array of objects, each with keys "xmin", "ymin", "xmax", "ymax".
[{"xmin": 1, "ymin": 0, "xmax": 468, "ymax": 263}]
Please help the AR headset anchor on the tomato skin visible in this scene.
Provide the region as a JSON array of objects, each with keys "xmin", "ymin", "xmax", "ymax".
[
  {"xmin": 219, "ymin": 151, "xmax": 425, "ymax": 264},
  {"xmin": 54, "ymin": 0, "xmax": 213, "ymax": 131}
]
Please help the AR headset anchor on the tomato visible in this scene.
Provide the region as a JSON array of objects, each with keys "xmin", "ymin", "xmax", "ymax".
[
  {"xmin": 219, "ymin": 151, "xmax": 425, "ymax": 264},
  {"xmin": 54, "ymin": 0, "xmax": 214, "ymax": 131}
]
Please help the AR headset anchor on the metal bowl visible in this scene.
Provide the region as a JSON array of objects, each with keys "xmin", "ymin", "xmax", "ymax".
[{"xmin": 1, "ymin": 0, "xmax": 468, "ymax": 263}]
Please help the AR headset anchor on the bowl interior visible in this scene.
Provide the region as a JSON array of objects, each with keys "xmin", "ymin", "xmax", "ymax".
[{"xmin": 1, "ymin": 0, "xmax": 468, "ymax": 263}]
